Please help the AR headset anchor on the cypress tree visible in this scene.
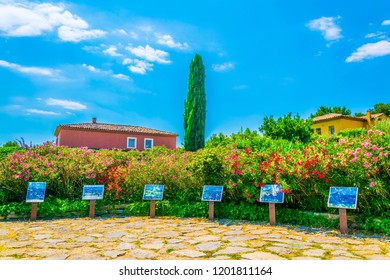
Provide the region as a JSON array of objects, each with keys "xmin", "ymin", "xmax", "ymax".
[{"xmin": 184, "ymin": 54, "xmax": 206, "ymax": 151}]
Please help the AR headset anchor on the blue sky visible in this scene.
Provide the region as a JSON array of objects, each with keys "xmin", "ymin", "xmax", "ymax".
[{"xmin": 1, "ymin": 0, "xmax": 390, "ymax": 146}]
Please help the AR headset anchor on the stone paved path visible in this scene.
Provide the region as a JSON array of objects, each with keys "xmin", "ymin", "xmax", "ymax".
[{"xmin": 0, "ymin": 217, "xmax": 389, "ymax": 260}]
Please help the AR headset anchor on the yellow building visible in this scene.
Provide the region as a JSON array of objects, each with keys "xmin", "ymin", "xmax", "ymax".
[{"xmin": 311, "ymin": 112, "xmax": 387, "ymax": 135}]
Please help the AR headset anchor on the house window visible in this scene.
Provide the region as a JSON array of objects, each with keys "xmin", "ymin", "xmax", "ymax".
[
  {"xmin": 316, "ymin": 128, "xmax": 321, "ymax": 135},
  {"xmin": 329, "ymin": 126, "xmax": 335, "ymax": 135},
  {"xmin": 127, "ymin": 137, "xmax": 137, "ymax": 149},
  {"xmin": 144, "ymin": 138, "xmax": 154, "ymax": 150}
]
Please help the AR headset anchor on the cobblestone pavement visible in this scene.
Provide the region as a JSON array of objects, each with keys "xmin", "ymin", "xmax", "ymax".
[{"xmin": 0, "ymin": 216, "xmax": 389, "ymax": 260}]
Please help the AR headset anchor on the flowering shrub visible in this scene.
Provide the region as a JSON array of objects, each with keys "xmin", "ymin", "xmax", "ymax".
[{"xmin": 0, "ymin": 124, "xmax": 389, "ymax": 220}]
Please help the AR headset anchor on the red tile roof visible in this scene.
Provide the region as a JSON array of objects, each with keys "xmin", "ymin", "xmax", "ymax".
[
  {"xmin": 54, "ymin": 122, "xmax": 178, "ymax": 137},
  {"xmin": 312, "ymin": 113, "xmax": 385, "ymax": 123}
]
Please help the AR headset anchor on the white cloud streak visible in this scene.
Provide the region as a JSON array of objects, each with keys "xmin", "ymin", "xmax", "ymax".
[
  {"xmin": 0, "ymin": 59, "xmax": 56, "ymax": 76},
  {"xmin": 155, "ymin": 34, "xmax": 189, "ymax": 50},
  {"xmin": 212, "ymin": 62, "xmax": 235, "ymax": 72},
  {"xmin": 25, "ymin": 109, "xmax": 60, "ymax": 115},
  {"xmin": 103, "ymin": 46, "xmax": 122, "ymax": 57},
  {"xmin": 382, "ymin": 20, "xmax": 390, "ymax": 26},
  {"xmin": 82, "ymin": 63, "xmax": 131, "ymax": 80},
  {"xmin": 46, "ymin": 98, "xmax": 87, "ymax": 110},
  {"xmin": 346, "ymin": 40, "xmax": 390, "ymax": 63},
  {"xmin": 0, "ymin": 1, "xmax": 105, "ymax": 42},
  {"xmin": 307, "ymin": 16, "xmax": 342, "ymax": 41},
  {"xmin": 126, "ymin": 45, "xmax": 171, "ymax": 64},
  {"xmin": 123, "ymin": 58, "xmax": 153, "ymax": 75}
]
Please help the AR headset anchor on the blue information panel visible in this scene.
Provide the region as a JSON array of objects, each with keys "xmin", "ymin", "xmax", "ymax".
[
  {"xmin": 260, "ymin": 184, "xmax": 284, "ymax": 203},
  {"xmin": 328, "ymin": 187, "xmax": 359, "ymax": 209},
  {"xmin": 26, "ymin": 182, "xmax": 46, "ymax": 203},
  {"xmin": 143, "ymin": 185, "xmax": 164, "ymax": 200},
  {"xmin": 82, "ymin": 185, "xmax": 105, "ymax": 200},
  {"xmin": 202, "ymin": 185, "xmax": 224, "ymax": 202}
]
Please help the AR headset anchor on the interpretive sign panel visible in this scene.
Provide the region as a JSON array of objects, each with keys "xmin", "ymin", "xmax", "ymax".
[
  {"xmin": 26, "ymin": 182, "xmax": 46, "ymax": 203},
  {"xmin": 143, "ymin": 185, "xmax": 164, "ymax": 200},
  {"xmin": 260, "ymin": 184, "xmax": 284, "ymax": 203},
  {"xmin": 328, "ymin": 187, "xmax": 358, "ymax": 209},
  {"xmin": 82, "ymin": 185, "xmax": 105, "ymax": 200},
  {"xmin": 202, "ymin": 185, "xmax": 224, "ymax": 202}
]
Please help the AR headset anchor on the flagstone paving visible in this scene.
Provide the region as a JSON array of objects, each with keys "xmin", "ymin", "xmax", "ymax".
[{"xmin": 0, "ymin": 216, "xmax": 389, "ymax": 260}]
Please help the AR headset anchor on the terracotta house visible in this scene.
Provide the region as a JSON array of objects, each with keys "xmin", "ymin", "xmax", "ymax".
[
  {"xmin": 311, "ymin": 112, "xmax": 387, "ymax": 135},
  {"xmin": 54, "ymin": 118, "xmax": 178, "ymax": 150}
]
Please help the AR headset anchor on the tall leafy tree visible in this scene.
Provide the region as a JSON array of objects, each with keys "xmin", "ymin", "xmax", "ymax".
[
  {"xmin": 371, "ymin": 103, "xmax": 390, "ymax": 116},
  {"xmin": 310, "ymin": 106, "xmax": 351, "ymax": 118},
  {"xmin": 259, "ymin": 113, "xmax": 313, "ymax": 143},
  {"xmin": 184, "ymin": 54, "xmax": 206, "ymax": 151}
]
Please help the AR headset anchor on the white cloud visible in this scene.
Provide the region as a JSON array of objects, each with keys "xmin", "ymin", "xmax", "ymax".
[
  {"xmin": 46, "ymin": 98, "xmax": 87, "ymax": 110},
  {"xmin": 126, "ymin": 45, "xmax": 171, "ymax": 64},
  {"xmin": 103, "ymin": 46, "xmax": 122, "ymax": 57},
  {"xmin": 25, "ymin": 109, "xmax": 60, "ymax": 116},
  {"xmin": 123, "ymin": 58, "xmax": 153, "ymax": 75},
  {"xmin": 307, "ymin": 16, "xmax": 342, "ymax": 41},
  {"xmin": 112, "ymin": 73, "xmax": 130, "ymax": 80},
  {"xmin": 82, "ymin": 63, "xmax": 131, "ymax": 80},
  {"xmin": 382, "ymin": 20, "xmax": 390, "ymax": 26},
  {"xmin": 155, "ymin": 34, "xmax": 189, "ymax": 50},
  {"xmin": 0, "ymin": 1, "xmax": 105, "ymax": 42},
  {"xmin": 82, "ymin": 63, "xmax": 99, "ymax": 72},
  {"xmin": 212, "ymin": 62, "xmax": 235, "ymax": 72},
  {"xmin": 0, "ymin": 59, "xmax": 56, "ymax": 76},
  {"xmin": 365, "ymin": 32, "xmax": 386, "ymax": 39},
  {"xmin": 346, "ymin": 40, "xmax": 390, "ymax": 62},
  {"xmin": 58, "ymin": 26, "xmax": 105, "ymax": 42}
]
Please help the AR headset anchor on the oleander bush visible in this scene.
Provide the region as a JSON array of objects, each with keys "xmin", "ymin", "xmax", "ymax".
[{"xmin": 0, "ymin": 122, "xmax": 389, "ymax": 234}]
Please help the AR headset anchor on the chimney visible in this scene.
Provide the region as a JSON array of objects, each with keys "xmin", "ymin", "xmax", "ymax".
[
  {"xmin": 366, "ymin": 111, "xmax": 372, "ymax": 128},
  {"xmin": 92, "ymin": 117, "xmax": 97, "ymax": 124}
]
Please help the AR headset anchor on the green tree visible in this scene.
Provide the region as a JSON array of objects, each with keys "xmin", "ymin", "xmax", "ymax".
[
  {"xmin": 310, "ymin": 106, "xmax": 351, "ymax": 118},
  {"xmin": 371, "ymin": 103, "xmax": 390, "ymax": 116},
  {"xmin": 259, "ymin": 113, "xmax": 313, "ymax": 143},
  {"xmin": 184, "ymin": 54, "xmax": 206, "ymax": 151},
  {"xmin": 2, "ymin": 141, "xmax": 19, "ymax": 147}
]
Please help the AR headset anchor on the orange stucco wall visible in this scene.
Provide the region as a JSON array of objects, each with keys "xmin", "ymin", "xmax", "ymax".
[{"xmin": 56, "ymin": 129, "xmax": 176, "ymax": 150}]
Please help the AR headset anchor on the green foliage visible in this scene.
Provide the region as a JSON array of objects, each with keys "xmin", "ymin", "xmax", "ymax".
[
  {"xmin": 184, "ymin": 54, "xmax": 206, "ymax": 151},
  {"xmin": 310, "ymin": 106, "xmax": 351, "ymax": 118},
  {"xmin": 259, "ymin": 113, "xmax": 313, "ymax": 143},
  {"xmin": 371, "ymin": 103, "xmax": 390, "ymax": 116},
  {"xmin": 2, "ymin": 141, "xmax": 19, "ymax": 147},
  {"xmin": 0, "ymin": 146, "xmax": 23, "ymax": 159},
  {"xmin": 337, "ymin": 128, "xmax": 367, "ymax": 138},
  {"xmin": 192, "ymin": 147, "xmax": 231, "ymax": 185}
]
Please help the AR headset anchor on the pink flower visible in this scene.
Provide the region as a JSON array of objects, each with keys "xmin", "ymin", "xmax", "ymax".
[
  {"xmin": 364, "ymin": 152, "xmax": 372, "ymax": 157},
  {"xmin": 369, "ymin": 181, "xmax": 377, "ymax": 188},
  {"xmin": 363, "ymin": 162, "xmax": 370, "ymax": 169},
  {"xmin": 368, "ymin": 130, "xmax": 373, "ymax": 135},
  {"xmin": 350, "ymin": 157, "xmax": 358, "ymax": 162},
  {"xmin": 372, "ymin": 145, "xmax": 378, "ymax": 151},
  {"xmin": 361, "ymin": 141, "xmax": 370, "ymax": 148},
  {"xmin": 373, "ymin": 157, "xmax": 379, "ymax": 162}
]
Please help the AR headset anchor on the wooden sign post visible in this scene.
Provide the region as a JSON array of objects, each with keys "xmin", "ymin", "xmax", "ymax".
[
  {"xmin": 339, "ymin": 208, "xmax": 348, "ymax": 234},
  {"xmin": 143, "ymin": 185, "xmax": 164, "ymax": 218},
  {"xmin": 89, "ymin": 200, "xmax": 96, "ymax": 218},
  {"xmin": 82, "ymin": 185, "xmax": 105, "ymax": 218},
  {"xmin": 30, "ymin": 202, "xmax": 38, "ymax": 221},
  {"xmin": 201, "ymin": 185, "xmax": 224, "ymax": 221},
  {"xmin": 26, "ymin": 182, "xmax": 47, "ymax": 221},
  {"xmin": 260, "ymin": 185, "xmax": 285, "ymax": 226},
  {"xmin": 208, "ymin": 201, "xmax": 215, "ymax": 220},
  {"xmin": 327, "ymin": 187, "xmax": 359, "ymax": 235},
  {"xmin": 268, "ymin": 203, "xmax": 276, "ymax": 226}
]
